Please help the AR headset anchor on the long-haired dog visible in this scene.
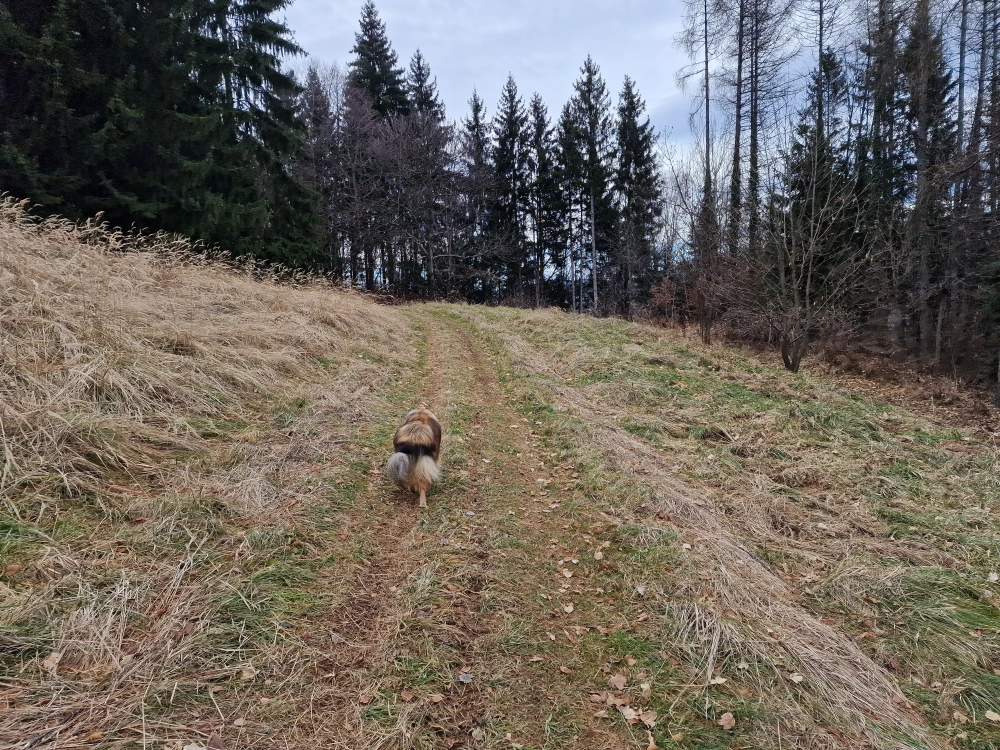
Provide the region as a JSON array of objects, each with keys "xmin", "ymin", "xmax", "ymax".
[{"xmin": 386, "ymin": 407, "xmax": 441, "ymax": 508}]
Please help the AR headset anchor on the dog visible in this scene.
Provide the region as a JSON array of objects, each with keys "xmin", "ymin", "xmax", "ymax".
[{"xmin": 386, "ymin": 407, "xmax": 441, "ymax": 508}]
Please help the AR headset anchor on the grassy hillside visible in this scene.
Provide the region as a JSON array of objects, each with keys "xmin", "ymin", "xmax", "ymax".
[{"xmin": 2, "ymin": 199, "xmax": 1000, "ymax": 749}]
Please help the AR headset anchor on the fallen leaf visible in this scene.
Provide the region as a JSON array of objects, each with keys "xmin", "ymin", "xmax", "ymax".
[
  {"xmin": 608, "ymin": 674, "xmax": 627, "ymax": 690},
  {"xmin": 3, "ymin": 564, "xmax": 22, "ymax": 576},
  {"xmin": 786, "ymin": 673, "xmax": 804, "ymax": 684},
  {"xmin": 645, "ymin": 730, "xmax": 660, "ymax": 750},
  {"xmin": 233, "ymin": 718, "xmax": 246, "ymax": 728},
  {"xmin": 359, "ymin": 694, "xmax": 373, "ymax": 705},
  {"xmin": 182, "ymin": 744, "xmax": 207, "ymax": 750},
  {"xmin": 640, "ymin": 682, "xmax": 652, "ymax": 700},
  {"xmin": 719, "ymin": 712, "xmax": 736, "ymax": 730},
  {"xmin": 459, "ymin": 672, "xmax": 474, "ymax": 683},
  {"xmin": 401, "ymin": 690, "xmax": 415, "ymax": 702},
  {"xmin": 682, "ymin": 543, "xmax": 692, "ymax": 550},
  {"xmin": 559, "ymin": 666, "xmax": 572, "ymax": 674},
  {"xmin": 671, "ymin": 733, "xmax": 684, "ymax": 742},
  {"xmin": 640, "ymin": 710, "xmax": 657, "ymax": 728},
  {"xmin": 618, "ymin": 705, "xmax": 639, "ymax": 723},
  {"xmin": 87, "ymin": 732, "xmax": 104, "ymax": 741},
  {"xmin": 528, "ymin": 655, "xmax": 544, "ymax": 662},
  {"xmin": 709, "ymin": 676, "xmax": 727, "ymax": 685},
  {"xmin": 990, "ymin": 572, "xmax": 999, "ymax": 583},
  {"xmin": 207, "ymin": 735, "xmax": 226, "ymax": 750},
  {"xmin": 471, "ymin": 728, "xmax": 485, "ymax": 741},
  {"xmin": 40, "ymin": 652, "xmax": 62, "ymax": 672},
  {"xmin": 593, "ymin": 709, "xmax": 609, "ymax": 718},
  {"xmin": 546, "ymin": 632, "xmax": 556, "ymax": 641},
  {"xmin": 589, "ymin": 693, "xmax": 605, "ymax": 703},
  {"xmin": 594, "ymin": 551, "xmax": 604, "ymax": 560},
  {"xmin": 429, "ymin": 694, "xmax": 444, "ymax": 703},
  {"xmin": 562, "ymin": 569, "xmax": 573, "ymax": 578},
  {"xmin": 985, "ymin": 710, "xmax": 1000, "ymax": 722},
  {"xmin": 953, "ymin": 709, "xmax": 970, "ymax": 723},
  {"xmin": 239, "ymin": 666, "xmax": 257, "ymax": 680},
  {"xmin": 563, "ymin": 603, "xmax": 574, "ymax": 613}
]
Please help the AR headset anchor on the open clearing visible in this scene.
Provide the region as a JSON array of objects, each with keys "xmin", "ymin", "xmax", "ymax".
[{"xmin": 2, "ymin": 203, "xmax": 1000, "ymax": 749}]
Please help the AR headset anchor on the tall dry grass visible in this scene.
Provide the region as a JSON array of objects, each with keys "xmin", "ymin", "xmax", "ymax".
[{"xmin": 0, "ymin": 198, "xmax": 414, "ymax": 746}]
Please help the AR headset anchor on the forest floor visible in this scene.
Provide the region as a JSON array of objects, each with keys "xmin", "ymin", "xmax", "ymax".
[{"xmin": 3, "ymin": 209, "xmax": 1000, "ymax": 750}]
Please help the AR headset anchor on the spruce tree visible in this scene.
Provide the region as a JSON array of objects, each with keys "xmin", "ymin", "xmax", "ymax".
[
  {"xmin": 490, "ymin": 74, "xmax": 530, "ymax": 297},
  {"xmin": 614, "ymin": 76, "xmax": 662, "ymax": 316},
  {"xmin": 408, "ymin": 49, "xmax": 444, "ymax": 120},
  {"xmin": 457, "ymin": 90, "xmax": 494, "ymax": 300},
  {"xmin": 526, "ymin": 93, "xmax": 563, "ymax": 307},
  {"xmin": 348, "ymin": 1, "xmax": 409, "ymax": 118},
  {"xmin": 567, "ymin": 56, "xmax": 616, "ymax": 312}
]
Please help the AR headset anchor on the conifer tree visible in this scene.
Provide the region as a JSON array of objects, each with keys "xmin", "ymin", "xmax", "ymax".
[
  {"xmin": 348, "ymin": 1, "xmax": 409, "ymax": 118},
  {"xmin": 490, "ymin": 74, "xmax": 530, "ymax": 296},
  {"xmin": 902, "ymin": 0, "xmax": 957, "ymax": 359},
  {"xmin": 567, "ymin": 56, "xmax": 616, "ymax": 312},
  {"xmin": 457, "ymin": 90, "xmax": 494, "ymax": 300},
  {"xmin": 526, "ymin": 93, "xmax": 563, "ymax": 307},
  {"xmin": 408, "ymin": 49, "xmax": 444, "ymax": 120},
  {"xmin": 614, "ymin": 76, "xmax": 663, "ymax": 316}
]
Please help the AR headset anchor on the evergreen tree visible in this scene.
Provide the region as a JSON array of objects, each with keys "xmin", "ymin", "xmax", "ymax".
[
  {"xmin": 902, "ymin": 0, "xmax": 957, "ymax": 358},
  {"xmin": 407, "ymin": 49, "xmax": 444, "ymax": 120},
  {"xmin": 567, "ymin": 56, "xmax": 616, "ymax": 312},
  {"xmin": 613, "ymin": 76, "xmax": 663, "ymax": 316},
  {"xmin": 348, "ymin": 1, "xmax": 409, "ymax": 118},
  {"xmin": 526, "ymin": 93, "xmax": 563, "ymax": 307},
  {"xmin": 490, "ymin": 74, "xmax": 530, "ymax": 297},
  {"xmin": 457, "ymin": 90, "xmax": 494, "ymax": 300}
]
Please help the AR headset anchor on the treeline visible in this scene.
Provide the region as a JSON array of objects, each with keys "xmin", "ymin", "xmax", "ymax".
[
  {"xmin": 298, "ymin": 3, "xmax": 665, "ymax": 313},
  {"xmin": 2, "ymin": 0, "xmax": 999, "ymax": 380},
  {"xmin": 0, "ymin": 0, "xmax": 316, "ymax": 262},
  {"xmin": 673, "ymin": 0, "xmax": 1000, "ymax": 377}
]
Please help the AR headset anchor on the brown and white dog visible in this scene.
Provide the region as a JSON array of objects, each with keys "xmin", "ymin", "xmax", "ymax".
[{"xmin": 386, "ymin": 407, "xmax": 441, "ymax": 508}]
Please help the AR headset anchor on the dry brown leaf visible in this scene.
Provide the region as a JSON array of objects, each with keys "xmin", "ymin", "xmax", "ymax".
[
  {"xmin": 429, "ymin": 694, "xmax": 445, "ymax": 703},
  {"xmin": 608, "ymin": 673, "xmax": 627, "ymax": 690},
  {"xmin": 589, "ymin": 693, "xmax": 605, "ymax": 703},
  {"xmin": 953, "ymin": 709, "xmax": 970, "ymax": 723},
  {"xmin": 617, "ymin": 705, "xmax": 639, "ymax": 723},
  {"xmin": 40, "ymin": 652, "xmax": 62, "ymax": 672},
  {"xmin": 562, "ymin": 569, "xmax": 573, "ymax": 578},
  {"xmin": 563, "ymin": 603, "xmax": 574, "ymax": 613},
  {"xmin": 719, "ymin": 712, "xmax": 736, "ymax": 730},
  {"xmin": 640, "ymin": 710, "xmax": 657, "ymax": 728},
  {"xmin": 593, "ymin": 709, "xmax": 609, "ymax": 718},
  {"xmin": 671, "ymin": 733, "xmax": 684, "ymax": 742},
  {"xmin": 640, "ymin": 681, "xmax": 652, "ymax": 699},
  {"xmin": 626, "ymin": 656, "xmax": 638, "ymax": 666},
  {"xmin": 400, "ymin": 690, "xmax": 415, "ymax": 702},
  {"xmin": 786, "ymin": 673, "xmax": 804, "ymax": 684},
  {"xmin": 239, "ymin": 666, "xmax": 257, "ymax": 680},
  {"xmin": 3, "ymin": 564, "xmax": 22, "ymax": 576},
  {"xmin": 359, "ymin": 694, "xmax": 373, "ymax": 705},
  {"xmin": 646, "ymin": 730, "xmax": 660, "ymax": 750},
  {"xmin": 207, "ymin": 735, "xmax": 226, "ymax": 750},
  {"xmin": 528, "ymin": 655, "xmax": 544, "ymax": 662},
  {"xmin": 986, "ymin": 710, "xmax": 1000, "ymax": 722},
  {"xmin": 232, "ymin": 718, "xmax": 246, "ymax": 728},
  {"xmin": 87, "ymin": 732, "xmax": 104, "ymax": 741},
  {"xmin": 559, "ymin": 666, "xmax": 572, "ymax": 674}
]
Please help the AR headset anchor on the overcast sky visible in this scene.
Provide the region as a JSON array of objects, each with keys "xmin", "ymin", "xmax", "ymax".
[{"xmin": 283, "ymin": 0, "xmax": 695, "ymax": 142}]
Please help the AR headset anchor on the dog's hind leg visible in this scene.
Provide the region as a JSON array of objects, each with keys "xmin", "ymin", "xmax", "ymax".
[{"xmin": 417, "ymin": 483, "xmax": 428, "ymax": 508}]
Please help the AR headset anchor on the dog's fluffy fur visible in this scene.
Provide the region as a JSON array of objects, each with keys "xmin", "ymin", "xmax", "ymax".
[{"xmin": 386, "ymin": 407, "xmax": 441, "ymax": 508}]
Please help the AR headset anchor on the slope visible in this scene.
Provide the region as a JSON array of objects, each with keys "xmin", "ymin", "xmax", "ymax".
[{"xmin": 2, "ymin": 201, "xmax": 1000, "ymax": 750}]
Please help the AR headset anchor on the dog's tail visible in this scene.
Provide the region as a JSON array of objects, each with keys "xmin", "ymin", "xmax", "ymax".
[
  {"xmin": 386, "ymin": 452, "xmax": 413, "ymax": 482},
  {"xmin": 412, "ymin": 454, "xmax": 440, "ymax": 487}
]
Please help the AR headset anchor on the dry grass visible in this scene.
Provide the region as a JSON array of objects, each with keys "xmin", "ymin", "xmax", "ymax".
[{"xmin": 0, "ymin": 198, "xmax": 414, "ymax": 747}]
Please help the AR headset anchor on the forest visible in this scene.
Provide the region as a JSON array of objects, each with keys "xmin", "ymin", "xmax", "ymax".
[{"xmin": 1, "ymin": 0, "xmax": 999, "ymax": 380}]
